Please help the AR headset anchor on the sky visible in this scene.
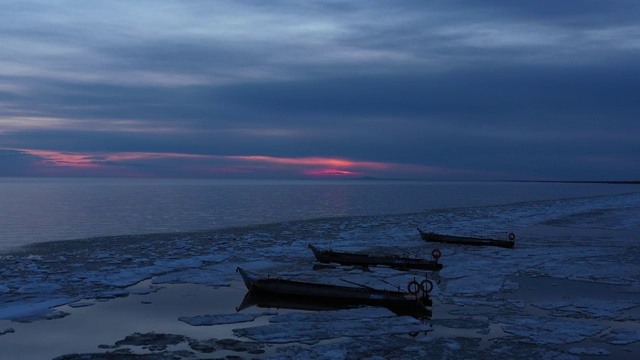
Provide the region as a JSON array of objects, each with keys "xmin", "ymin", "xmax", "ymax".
[{"xmin": 1, "ymin": 0, "xmax": 639, "ymax": 180}]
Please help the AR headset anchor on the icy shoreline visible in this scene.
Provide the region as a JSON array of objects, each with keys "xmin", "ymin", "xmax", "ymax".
[{"xmin": 1, "ymin": 193, "xmax": 639, "ymax": 359}]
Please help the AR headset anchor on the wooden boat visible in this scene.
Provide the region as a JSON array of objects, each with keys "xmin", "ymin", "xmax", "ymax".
[
  {"xmin": 236, "ymin": 267, "xmax": 432, "ymax": 318},
  {"xmin": 417, "ymin": 228, "xmax": 515, "ymax": 248},
  {"xmin": 308, "ymin": 244, "xmax": 443, "ymax": 271}
]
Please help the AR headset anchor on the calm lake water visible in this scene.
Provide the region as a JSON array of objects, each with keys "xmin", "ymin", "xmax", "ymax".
[{"xmin": 0, "ymin": 177, "xmax": 638, "ymax": 251}]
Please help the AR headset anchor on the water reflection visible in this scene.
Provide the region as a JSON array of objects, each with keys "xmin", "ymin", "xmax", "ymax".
[
  {"xmin": 2, "ymin": 177, "xmax": 636, "ymax": 250},
  {"xmin": 236, "ymin": 291, "xmax": 432, "ymax": 320}
]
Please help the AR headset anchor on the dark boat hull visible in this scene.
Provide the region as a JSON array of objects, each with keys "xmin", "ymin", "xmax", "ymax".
[
  {"xmin": 417, "ymin": 228, "xmax": 515, "ymax": 248},
  {"xmin": 236, "ymin": 267, "xmax": 431, "ymax": 318},
  {"xmin": 308, "ymin": 244, "xmax": 442, "ymax": 271}
]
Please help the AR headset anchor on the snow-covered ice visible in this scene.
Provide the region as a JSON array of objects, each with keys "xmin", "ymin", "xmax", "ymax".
[
  {"xmin": 569, "ymin": 347, "xmax": 611, "ymax": 356},
  {"xmin": 531, "ymin": 299, "xmax": 638, "ymax": 320},
  {"xmin": 179, "ymin": 313, "xmax": 270, "ymax": 326},
  {"xmin": 499, "ymin": 316, "xmax": 608, "ymax": 344},
  {"xmin": 598, "ymin": 329, "xmax": 640, "ymax": 345}
]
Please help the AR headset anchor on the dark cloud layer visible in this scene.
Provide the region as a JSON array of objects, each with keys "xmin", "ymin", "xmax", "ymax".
[{"xmin": 1, "ymin": 1, "xmax": 639, "ymax": 180}]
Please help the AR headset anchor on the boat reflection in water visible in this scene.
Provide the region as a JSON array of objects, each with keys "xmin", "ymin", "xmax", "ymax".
[
  {"xmin": 308, "ymin": 244, "xmax": 443, "ymax": 271},
  {"xmin": 236, "ymin": 267, "xmax": 432, "ymax": 320}
]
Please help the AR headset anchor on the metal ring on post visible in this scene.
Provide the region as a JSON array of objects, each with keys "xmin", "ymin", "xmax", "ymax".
[
  {"xmin": 420, "ymin": 279, "xmax": 433, "ymax": 294},
  {"xmin": 431, "ymin": 248, "xmax": 442, "ymax": 260},
  {"xmin": 407, "ymin": 280, "xmax": 421, "ymax": 295},
  {"xmin": 508, "ymin": 232, "xmax": 516, "ymax": 241}
]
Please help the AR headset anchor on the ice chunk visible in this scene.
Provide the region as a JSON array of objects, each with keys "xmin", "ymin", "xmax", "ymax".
[
  {"xmin": 179, "ymin": 313, "xmax": 265, "ymax": 326},
  {"xmin": 568, "ymin": 347, "xmax": 610, "ymax": 356},
  {"xmin": 114, "ymin": 332, "xmax": 187, "ymax": 351},
  {"xmin": 0, "ymin": 328, "xmax": 15, "ymax": 336},
  {"xmin": 154, "ymin": 258, "xmax": 203, "ymax": 269},
  {"xmin": 0, "ymin": 297, "xmax": 77, "ymax": 321},
  {"xmin": 129, "ymin": 286, "xmax": 161, "ymax": 295},
  {"xmin": 17, "ymin": 283, "xmax": 62, "ymax": 294},
  {"xmin": 598, "ymin": 329, "xmax": 640, "ymax": 345},
  {"xmin": 89, "ymin": 267, "xmax": 156, "ymax": 287},
  {"xmin": 500, "ymin": 316, "xmax": 608, "ymax": 344},
  {"xmin": 152, "ymin": 268, "xmax": 230, "ymax": 286},
  {"xmin": 95, "ymin": 290, "xmax": 129, "ymax": 300},
  {"xmin": 532, "ymin": 299, "xmax": 638, "ymax": 320},
  {"xmin": 68, "ymin": 301, "xmax": 94, "ymax": 308}
]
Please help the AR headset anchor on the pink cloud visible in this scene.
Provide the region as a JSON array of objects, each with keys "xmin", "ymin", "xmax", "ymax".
[
  {"xmin": 12, "ymin": 148, "xmax": 209, "ymax": 168},
  {"xmin": 225, "ymin": 155, "xmax": 390, "ymax": 170},
  {"xmin": 302, "ymin": 169, "xmax": 362, "ymax": 176},
  {"xmin": 6, "ymin": 148, "xmax": 477, "ymax": 179},
  {"xmin": 21, "ymin": 149, "xmax": 106, "ymax": 169}
]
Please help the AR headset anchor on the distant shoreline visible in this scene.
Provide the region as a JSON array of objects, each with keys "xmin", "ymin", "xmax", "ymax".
[
  {"xmin": 504, "ymin": 180, "xmax": 640, "ymax": 185},
  {"xmin": 0, "ymin": 176, "xmax": 638, "ymax": 184},
  {"xmin": 346, "ymin": 177, "xmax": 640, "ymax": 184},
  {"xmin": 350, "ymin": 178, "xmax": 640, "ymax": 184}
]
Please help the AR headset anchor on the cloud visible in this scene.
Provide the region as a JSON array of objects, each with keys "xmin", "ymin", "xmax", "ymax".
[
  {"xmin": 0, "ymin": 1, "xmax": 639, "ymax": 180},
  {"xmin": 0, "ymin": 148, "xmax": 474, "ymax": 179},
  {"xmin": 3, "ymin": 0, "xmax": 638, "ymax": 89}
]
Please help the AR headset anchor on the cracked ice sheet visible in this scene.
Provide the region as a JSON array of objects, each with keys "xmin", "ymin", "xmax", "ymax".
[
  {"xmin": 152, "ymin": 268, "xmax": 230, "ymax": 286},
  {"xmin": 598, "ymin": 330, "xmax": 640, "ymax": 345},
  {"xmin": 532, "ymin": 299, "xmax": 639, "ymax": 320},
  {"xmin": 233, "ymin": 307, "xmax": 432, "ymax": 345},
  {"xmin": 0, "ymin": 191, "xmax": 638, "ymax": 358},
  {"xmin": 0, "ymin": 233, "xmax": 232, "ymax": 322},
  {"xmin": 499, "ymin": 316, "xmax": 608, "ymax": 345},
  {"xmin": 179, "ymin": 312, "xmax": 272, "ymax": 326},
  {"xmin": 440, "ymin": 243, "xmax": 636, "ymax": 292},
  {"xmin": 569, "ymin": 347, "xmax": 611, "ymax": 356}
]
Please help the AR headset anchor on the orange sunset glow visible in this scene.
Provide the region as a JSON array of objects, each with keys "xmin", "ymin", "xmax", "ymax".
[
  {"xmin": 8, "ymin": 148, "xmax": 425, "ymax": 178},
  {"xmin": 22, "ymin": 149, "xmax": 106, "ymax": 169},
  {"xmin": 302, "ymin": 169, "xmax": 361, "ymax": 176},
  {"xmin": 225, "ymin": 155, "xmax": 390, "ymax": 170}
]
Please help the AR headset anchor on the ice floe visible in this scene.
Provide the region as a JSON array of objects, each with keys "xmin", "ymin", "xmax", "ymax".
[
  {"xmin": 0, "ymin": 328, "xmax": 15, "ymax": 336},
  {"xmin": 499, "ymin": 316, "xmax": 608, "ymax": 344},
  {"xmin": 179, "ymin": 312, "xmax": 270, "ymax": 326},
  {"xmin": 532, "ymin": 299, "xmax": 638, "ymax": 320},
  {"xmin": 568, "ymin": 347, "xmax": 611, "ymax": 355},
  {"xmin": 598, "ymin": 329, "xmax": 640, "ymax": 345}
]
